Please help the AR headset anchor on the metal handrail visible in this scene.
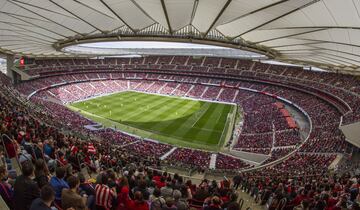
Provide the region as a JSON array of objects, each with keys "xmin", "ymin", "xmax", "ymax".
[
  {"xmin": 1, "ymin": 134, "xmax": 22, "ymax": 170},
  {"xmin": 40, "ymin": 144, "xmax": 50, "ymax": 175},
  {"xmin": 0, "ymin": 133, "xmax": 9, "ymax": 159}
]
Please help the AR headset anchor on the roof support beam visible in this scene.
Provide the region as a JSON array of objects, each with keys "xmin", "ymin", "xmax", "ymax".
[
  {"xmin": 306, "ymin": 45, "xmax": 360, "ymax": 59},
  {"xmin": 0, "ymin": 35, "xmax": 50, "ymax": 45},
  {"xmin": 99, "ymin": 0, "xmax": 136, "ymax": 33},
  {"xmin": 130, "ymin": 0, "xmax": 156, "ymax": 22},
  {"xmin": 190, "ymin": 0, "xmax": 199, "ymax": 25},
  {"xmin": 6, "ymin": 46, "xmax": 44, "ymax": 52},
  {"xmin": 203, "ymin": 0, "xmax": 232, "ymax": 37},
  {"xmin": 254, "ymin": 28, "xmax": 326, "ymax": 44},
  {"xmin": 9, "ymin": 0, "xmax": 77, "ymax": 19},
  {"xmin": 295, "ymin": 38, "xmax": 360, "ymax": 49},
  {"xmin": 270, "ymin": 41, "xmax": 326, "ymax": 48},
  {"xmin": 73, "ymin": 0, "xmax": 115, "ymax": 20},
  {"xmin": 283, "ymin": 52, "xmax": 358, "ymax": 66},
  {"xmin": 1, "ymin": 12, "xmax": 68, "ymax": 38},
  {"xmin": 316, "ymin": 55, "xmax": 353, "ymax": 66},
  {"xmin": 317, "ymin": 52, "xmax": 360, "ymax": 65},
  {"xmin": 232, "ymin": 0, "xmax": 320, "ymax": 39},
  {"xmin": 7, "ymin": 0, "xmax": 84, "ymax": 36},
  {"xmin": 48, "ymin": 0, "xmax": 105, "ymax": 33},
  {"xmin": 0, "ymin": 21, "xmax": 58, "ymax": 41},
  {"xmin": 223, "ymin": 0, "xmax": 290, "ymax": 25},
  {"xmin": 160, "ymin": 0, "xmax": 172, "ymax": 34},
  {"xmin": 0, "ymin": 43, "xmax": 48, "ymax": 48},
  {"xmin": 268, "ymin": 26, "xmax": 360, "ymax": 30}
]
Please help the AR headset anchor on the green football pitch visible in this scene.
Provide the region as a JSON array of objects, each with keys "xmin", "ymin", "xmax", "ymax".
[{"xmin": 68, "ymin": 91, "xmax": 236, "ymax": 150}]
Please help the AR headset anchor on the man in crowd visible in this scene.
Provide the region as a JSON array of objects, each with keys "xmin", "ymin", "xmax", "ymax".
[
  {"xmin": 50, "ymin": 166, "xmax": 69, "ymax": 206},
  {"xmin": 13, "ymin": 161, "xmax": 40, "ymax": 210},
  {"xmin": 30, "ymin": 185, "xmax": 55, "ymax": 210},
  {"xmin": 61, "ymin": 175, "xmax": 87, "ymax": 210},
  {"xmin": 95, "ymin": 173, "xmax": 117, "ymax": 210}
]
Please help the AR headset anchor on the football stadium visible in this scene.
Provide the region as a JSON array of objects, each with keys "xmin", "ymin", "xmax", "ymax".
[{"xmin": 0, "ymin": 0, "xmax": 360, "ymax": 210}]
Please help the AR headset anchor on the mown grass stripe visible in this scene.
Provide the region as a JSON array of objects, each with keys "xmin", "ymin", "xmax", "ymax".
[{"xmin": 70, "ymin": 91, "xmax": 235, "ymax": 148}]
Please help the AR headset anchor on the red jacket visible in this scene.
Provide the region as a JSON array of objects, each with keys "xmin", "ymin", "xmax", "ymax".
[
  {"xmin": 128, "ymin": 201, "xmax": 149, "ymax": 210},
  {"xmin": 116, "ymin": 186, "xmax": 131, "ymax": 210}
]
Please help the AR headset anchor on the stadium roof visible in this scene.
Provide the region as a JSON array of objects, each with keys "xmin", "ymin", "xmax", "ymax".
[
  {"xmin": 0, "ymin": 0, "xmax": 360, "ymax": 73},
  {"xmin": 63, "ymin": 41, "xmax": 267, "ymax": 59}
]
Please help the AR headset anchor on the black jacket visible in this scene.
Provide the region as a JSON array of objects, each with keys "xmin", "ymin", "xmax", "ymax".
[
  {"xmin": 29, "ymin": 198, "xmax": 52, "ymax": 210},
  {"xmin": 13, "ymin": 175, "xmax": 40, "ymax": 210}
]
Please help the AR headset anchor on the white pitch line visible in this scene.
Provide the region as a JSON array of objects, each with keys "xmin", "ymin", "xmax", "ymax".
[{"xmin": 191, "ymin": 103, "xmax": 211, "ymax": 127}]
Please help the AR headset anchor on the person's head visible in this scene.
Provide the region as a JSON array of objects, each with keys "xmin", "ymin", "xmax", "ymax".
[
  {"xmin": 153, "ymin": 188, "xmax": 161, "ymax": 198},
  {"xmin": 301, "ymin": 199, "xmax": 310, "ymax": 210},
  {"xmin": 227, "ymin": 202, "xmax": 240, "ymax": 210},
  {"xmin": 40, "ymin": 185, "xmax": 55, "ymax": 206},
  {"xmin": 212, "ymin": 196, "xmax": 221, "ymax": 205},
  {"xmin": 67, "ymin": 175, "xmax": 80, "ymax": 190},
  {"xmin": 107, "ymin": 169, "xmax": 116, "ymax": 181},
  {"xmin": 101, "ymin": 173, "xmax": 108, "ymax": 185},
  {"xmin": 119, "ymin": 177, "xmax": 128, "ymax": 187},
  {"xmin": 180, "ymin": 185, "xmax": 189, "ymax": 198},
  {"xmin": 0, "ymin": 165, "xmax": 7, "ymax": 180},
  {"xmin": 229, "ymin": 192, "xmax": 238, "ymax": 201},
  {"xmin": 134, "ymin": 191, "xmax": 144, "ymax": 202},
  {"xmin": 35, "ymin": 159, "xmax": 47, "ymax": 175},
  {"xmin": 21, "ymin": 161, "xmax": 34, "ymax": 177},
  {"xmin": 78, "ymin": 173, "xmax": 86, "ymax": 183},
  {"xmin": 55, "ymin": 166, "xmax": 66, "ymax": 179},
  {"xmin": 65, "ymin": 165, "xmax": 73, "ymax": 177},
  {"xmin": 223, "ymin": 180, "xmax": 230, "ymax": 188},
  {"xmin": 173, "ymin": 190, "xmax": 182, "ymax": 200},
  {"xmin": 138, "ymin": 179, "xmax": 147, "ymax": 189},
  {"xmin": 165, "ymin": 197, "xmax": 175, "ymax": 207}
]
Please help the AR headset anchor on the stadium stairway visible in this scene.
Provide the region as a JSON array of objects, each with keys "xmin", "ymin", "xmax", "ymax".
[
  {"xmin": 160, "ymin": 147, "xmax": 177, "ymax": 160},
  {"xmin": 209, "ymin": 153, "xmax": 217, "ymax": 169}
]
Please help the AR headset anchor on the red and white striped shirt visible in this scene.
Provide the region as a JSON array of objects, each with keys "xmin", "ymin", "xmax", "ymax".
[
  {"xmin": 95, "ymin": 184, "xmax": 116, "ymax": 210},
  {"xmin": 87, "ymin": 143, "xmax": 96, "ymax": 154}
]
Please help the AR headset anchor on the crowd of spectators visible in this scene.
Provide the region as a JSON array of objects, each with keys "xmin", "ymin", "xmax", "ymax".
[
  {"xmin": 15, "ymin": 70, "xmax": 350, "ymax": 158},
  {"xmin": 234, "ymin": 134, "xmax": 273, "ymax": 152},
  {"xmin": 165, "ymin": 148, "xmax": 211, "ymax": 171},
  {"xmin": 1, "ymin": 56, "xmax": 360, "ymax": 209},
  {"xmin": 274, "ymin": 130, "xmax": 301, "ymax": 147}
]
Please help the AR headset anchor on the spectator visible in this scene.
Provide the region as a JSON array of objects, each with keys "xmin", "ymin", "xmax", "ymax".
[
  {"xmin": 222, "ymin": 193, "xmax": 238, "ymax": 209},
  {"xmin": 150, "ymin": 188, "xmax": 165, "ymax": 210},
  {"xmin": 129, "ymin": 191, "xmax": 149, "ymax": 210},
  {"xmin": 161, "ymin": 181, "xmax": 174, "ymax": 199},
  {"xmin": 61, "ymin": 175, "xmax": 87, "ymax": 210},
  {"xmin": 78, "ymin": 173, "xmax": 95, "ymax": 210},
  {"xmin": 13, "ymin": 161, "xmax": 40, "ymax": 210},
  {"xmin": 161, "ymin": 197, "xmax": 177, "ymax": 210},
  {"xmin": 95, "ymin": 173, "xmax": 117, "ymax": 210},
  {"xmin": 50, "ymin": 166, "xmax": 69, "ymax": 206},
  {"xmin": 78, "ymin": 173, "xmax": 95, "ymax": 196},
  {"xmin": 116, "ymin": 177, "xmax": 131, "ymax": 210},
  {"xmin": 204, "ymin": 196, "xmax": 222, "ymax": 210},
  {"xmin": 133, "ymin": 179, "xmax": 150, "ymax": 201},
  {"xmin": 227, "ymin": 202, "xmax": 240, "ymax": 210},
  {"xmin": 0, "ymin": 165, "xmax": 13, "ymax": 209},
  {"xmin": 173, "ymin": 190, "xmax": 188, "ymax": 210},
  {"xmin": 43, "ymin": 140, "xmax": 54, "ymax": 158},
  {"xmin": 29, "ymin": 185, "xmax": 55, "ymax": 210},
  {"xmin": 232, "ymin": 175, "xmax": 241, "ymax": 190},
  {"xmin": 34, "ymin": 159, "xmax": 49, "ymax": 188}
]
